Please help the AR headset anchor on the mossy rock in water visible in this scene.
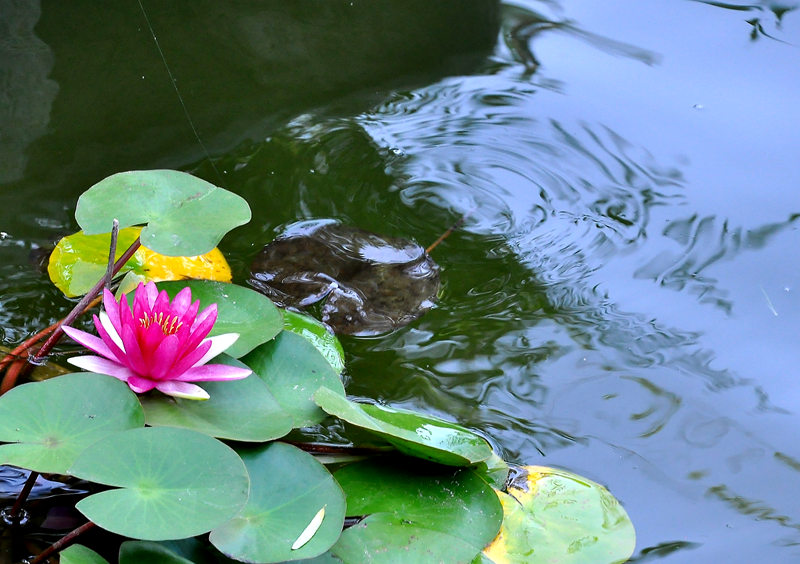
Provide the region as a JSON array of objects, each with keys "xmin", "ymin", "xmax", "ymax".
[{"xmin": 249, "ymin": 219, "xmax": 439, "ymax": 336}]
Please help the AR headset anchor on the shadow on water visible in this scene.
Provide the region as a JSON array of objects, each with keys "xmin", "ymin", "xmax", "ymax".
[{"xmin": 0, "ymin": 0, "xmax": 499, "ymax": 341}]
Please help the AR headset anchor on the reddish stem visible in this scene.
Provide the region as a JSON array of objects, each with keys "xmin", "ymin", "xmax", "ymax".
[
  {"xmin": 27, "ymin": 520, "xmax": 96, "ymax": 564},
  {"xmin": 5, "ymin": 470, "xmax": 38, "ymax": 524},
  {"xmin": 288, "ymin": 441, "xmax": 391, "ymax": 456},
  {"xmin": 0, "ymin": 324, "xmax": 59, "ymax": 374},
  {"xmin": 0, "ymin": 359, "xmax": 27, "ymax": 395}
]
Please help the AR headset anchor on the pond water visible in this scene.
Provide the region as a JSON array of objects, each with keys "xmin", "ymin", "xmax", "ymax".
[{"xmin": 1, "ymin": 1, "xmax": 799, "ymax": 561}]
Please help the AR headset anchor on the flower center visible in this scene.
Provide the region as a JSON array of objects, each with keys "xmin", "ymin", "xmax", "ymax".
[{"xmin": 139, "ymin": 311, "xmax": 183, "ymax": 336}]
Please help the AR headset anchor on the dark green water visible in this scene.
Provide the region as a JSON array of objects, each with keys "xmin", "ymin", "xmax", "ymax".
[{"xmin": 2, "ymin": 1, "xmax": 799, "ymax": 561}]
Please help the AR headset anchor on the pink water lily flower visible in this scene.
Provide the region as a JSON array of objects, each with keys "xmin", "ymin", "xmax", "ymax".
[{"xmin": 62, "ymin": 281, "xmax": 251, "ymax": 400}]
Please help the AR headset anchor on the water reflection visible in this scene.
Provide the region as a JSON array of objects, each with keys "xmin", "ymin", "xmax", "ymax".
[
  {"xmin": 212, "ymin": 2, "xmax": 800, "ymax": 557},
  {"xmin": 691, "ymin": 0, "xmax": 798, "ymax": 40},
  {"xmin": 501, "ymin": 2, "xmax": 660, "ymax": 74},
  {"xmin": 634, "ymin": 213, "xmax": 799, "ymax": 313}
]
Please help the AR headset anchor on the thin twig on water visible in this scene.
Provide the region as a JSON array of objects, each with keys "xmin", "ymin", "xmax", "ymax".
[{"xmin": 426, "ymin": 210, "xmax": 473, "ymax": 254}]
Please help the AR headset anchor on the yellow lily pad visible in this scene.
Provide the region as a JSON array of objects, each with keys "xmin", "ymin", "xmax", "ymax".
[
  {"xmin": 483, "ymin": 465, "xmax": 636, "ymax": 564},
  {"xmin": 48, "ymin": 226, "xmax": 231, "ymax": 297}
]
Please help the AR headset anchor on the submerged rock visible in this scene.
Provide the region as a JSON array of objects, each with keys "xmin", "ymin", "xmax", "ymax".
[{"xmin": 250, "ymin": 220, "xmax": 440, "ymax": 336}]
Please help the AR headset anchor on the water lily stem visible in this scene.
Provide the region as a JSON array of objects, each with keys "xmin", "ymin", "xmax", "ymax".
[
  {"xmin": 28, "ymin": 520, "xmax": 96, "ymax": 564},
  {"xmin": 5, "ymin": 470, "xmax": 38, "ymax": 524},
  {"xmin": 289, "ymin": 441, "xmax": 392, "ymax": 455},
  {"xmin": 104, "ymin": 219, "xmax": 120, "ymax": 290},
  {"xmin": 0, "ymin": 359, "xmax": 27, "ymax": 395},
  {"xmin": 31, "ymin": 236, "xmax": 141, "ymax": 364}
]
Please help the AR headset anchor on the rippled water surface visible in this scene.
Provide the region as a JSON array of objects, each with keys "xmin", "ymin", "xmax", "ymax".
[{"xmin": 2, "ymin": 1, "xmax": 799, "ymax": 561}]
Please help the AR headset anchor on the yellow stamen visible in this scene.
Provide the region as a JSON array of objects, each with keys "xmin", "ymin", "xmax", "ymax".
[{"xmin": 139, "ymin": 311, "xmax": 183, "ymax": 335}]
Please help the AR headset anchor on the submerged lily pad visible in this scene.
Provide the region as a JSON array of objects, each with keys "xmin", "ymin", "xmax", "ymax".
[
  {"xmin": 249, "ymin": 219, "xmax": 439, "ymax": 336},
  {"xmin": 118, "ymin": 541, "xmax": 194, "ymax": 564},
  {"xmin": 482, "ymin": 465, "xmax": 636, "ymax": 564},
  {"xmin": 48, "ymin": 227, "xmax": 232, "ymax": 297}
]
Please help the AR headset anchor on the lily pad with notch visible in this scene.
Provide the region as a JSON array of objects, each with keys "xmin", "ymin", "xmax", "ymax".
[
  {"xmin": 75, "ymin": 170, "xmax": 251, "ymax": 257},
  {"xmin": 249, "ymin": 219, "xmax": 439, "ymax": 336},
  {"xmin": 69, "ymin": 426, "xmax": 249, "ymax": 540},
  {"xmin": 0, "ymin": 373, "xmax": 144, "ymax": 474}
]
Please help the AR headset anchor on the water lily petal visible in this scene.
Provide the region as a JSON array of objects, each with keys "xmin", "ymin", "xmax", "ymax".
[
  {"xmin": 128, "ymin": 375, "xmax": 158, "ymax": 393},
  {"xmin": 178, "ymin": 299, "xmax": 201, "ymax": 336},
  {"xmin": 118, "ymin": 291, "xmax": 135, "ymax": 338},
  {"xmin": 170, "ymin": 286, "xmax": 194, "ymax": 318},
  {"xmin": 176, "ymin": 363, "xmax": 252, "ymax": 382},
  {"xmin": 180, "ymin": 306, "xmax": 219, "ymax": 354},
  {"xmin": 155, "ymin": 380, "xmax": 210, "ymax": 401},
  {"xmin": 93, "ymin": 314, "xmax": 129, "ymax": 366},
  {"xmin": 193, "ymin": 333, "xmax": 239, "ymax": 367},
  {"xmin": 102, "ymin": 288, "xmax": 122, "ymax": 333},
  {"xmin": 170, "ymin": 339, "xmax": 213, "ymax": 377},
  {"xmin": 132, "ymin": 284, "xmax": 147, "ymax": 318},
  {"xmin": 190, "ymin": 302, "xmax": 217, "ymax": 332},
  {"xmin": 143, "ymin": 281, "xmax": 159, "ymax": 308},
  {"xmin": 62, "ymin": 325, "xmax": 117, "ymax": 361},
  {"xmin": 97, "ymin": 311, "xmax": 125, "ymax": 353},
  {"xmin": 66, "ymin": 355, "xmax": 135, "ymax": 383},
  {"xmin": 119, "ymin": 322, "xmax": 149, "ymax": 375},
  {"xmin": 152, "ymin": 287, "xmax": 172, "ymax": 315},
  {"xmin": 150, "ymin": 334, "xmax": 182, "ymax": 381}
]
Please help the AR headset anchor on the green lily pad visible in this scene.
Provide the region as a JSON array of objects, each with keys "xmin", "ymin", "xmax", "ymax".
[
  {"xmin": 210, "ymin": 442, "xmax": 346, "ymax": 562},
  {"xmin": 482, "ymin": 465, "xmax": 636, "ymax": 564},
  {"xmin": 0, "ymin": 373, "xmax": 144, "ymax": 474},
  {"xmin": 60, "ymin": 544, "xmax": 111, "ymax": 564},
  {"xmin": 282, "ymin": 309, "xmax": 345, "ymax": 374},
  {"xmin": 48, "ymin": 227, "xmax": 232, "ymax": 298},
  {"xmin": 140, "ymin": 356, "xmax": 293, "ymax": 441},
  {"xmin": 119, "ymin": 541, "xmax": 194, "ymax": 564},
  {"xmin": 69, "ymin": 427, "xmax": 249, "ymax": 540},
  {"xmin": 75, "ymin": 170, "xmax": 251, "ymax": 257},
  {"xmin": 332, "ymin": 457, "xmax": 503, "ymax": 563},
  {"xmin": 157, "ymin": 280, "xmax": 282, "ymax": 358},
  {"xmin": 313, "ymin": 386, "xmax": 493, "ymax": 466},
  {"xmin": 128, "ymin": 538, "xmax": 233, "ymax": 564},
  {"xmin": 242, "ymin": 332, "xmax": 345, "ymax": 428}
]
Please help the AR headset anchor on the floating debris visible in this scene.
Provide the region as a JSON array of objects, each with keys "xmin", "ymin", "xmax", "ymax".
[{"xmin": 250, "ymin": 220, "xmax": 440, "ymax": 336}]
